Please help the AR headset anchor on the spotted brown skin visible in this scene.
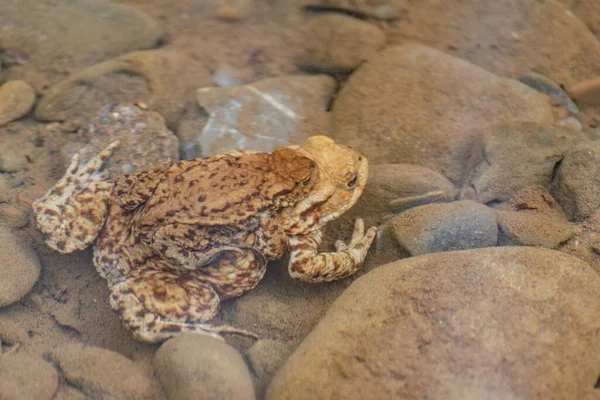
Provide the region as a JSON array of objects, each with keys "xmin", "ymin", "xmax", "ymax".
[{"xmin": 32, "ymin": 136, "xmax": 377, "ymax": 343}]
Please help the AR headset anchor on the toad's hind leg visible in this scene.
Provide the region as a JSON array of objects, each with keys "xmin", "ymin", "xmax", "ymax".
[
  {"xmin": 32, "ymin": 142, "xmax": 119, "ymax": 254},
  {"xmin": 110, "ymin": 266, "xmax": 256, "ymax": 343}
]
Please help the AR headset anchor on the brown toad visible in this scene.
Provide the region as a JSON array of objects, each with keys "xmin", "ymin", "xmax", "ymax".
[{"xmin": 32, "ymin": 136, "xmax": 377, "ymax": 343}]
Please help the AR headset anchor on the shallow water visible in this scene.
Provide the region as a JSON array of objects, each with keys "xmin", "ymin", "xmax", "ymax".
[{"xmin": 1, "ymin": 0, "xmax": 600, "ymax": 399}]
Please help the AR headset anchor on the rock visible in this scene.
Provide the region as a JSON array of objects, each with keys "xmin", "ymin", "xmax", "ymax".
[
  {"xmin": 391, "ymin": 200, "xmax": 498, "ymax": 255},
  {"xmin": 246, "ymin": 339, "xmax": 296, "ymax": 397},
  {"xmin": 213, "ymin": 64, "xmax": 249, "ymax": 87},
  {"xmin": 551, "ymin": 142, "xmax": 600, "ymax": 221},
  {"xmin": 71, "ymin": 103, "xmax": 179, "ymax": 180},
  {"xmin": 267, "ymin": 247, "xmax": 600, "ymax": 400},
  {"xmin": 48, "ymin": 343, "xmax": 163, "ymax": 399},
  {"xmin": 332, "ymin": 44, "xmax": 553, "ymax": 184},
  {"xmin": 0, "ymin": 0, "xmax": 163, "ymax": 92},
  {"xmin": 214, "ymin": 0, "xmax": 254, "ymax": 21},
  {"xmin": 53, "ymin": 386, "xmax": 88, "ymax": 400},
  {"xmin": 0, "ymin": 229, "xmax": 41, "ymax": 307},
  {"xmin": 496, "ymin": 211, "xmax": 578, "ymax": 248},
  {"xmin": 0, "ymin": 205, "xmax": 30, "ymax": 229},
  {"xmin": 0, "ymin": 148, "xmax": 27, "ymax": 172},
  {"xmin": 195, "ymin": 74, "xmax": 336, "ymax": 155},
  {"xmin": 35, "ymin": 50, "xmax": 212, "ymax": 128},
  {"xmin": 500, "ymin": 184, "xmax": 570, "ymax": 222},
  {"xmin": 519, "ymin": 72, "xmax": 578, "ymax": 115},
  {"xmin": 387, "ymin": 0, "xmax": 600, "ymax": 87},
  {"xmin": 558, "ymin": 0, "xmax": 600, "ymax": 42},
  {"xmin": 570, "ymin": 77, "xmax": 600, "ymax": 106},
  {"xmin": 298, "ymin": 14, "xmax": 386, "ymax": 72},
  {"xmin": 563, "ymin": 0, "xmax": 600, "ymax": 29},
  {"xmin": 303, "ymin": 2, "xmax": 406, "ymax": 21},
  {"xmin": 154, "ymin": 334, "xmax": 255, "ymax": 400},
  {"xmin": 464, "ymin": 122, "xmax": 580, "ymax": 203},
  {"xmin": 0, "ymin": 80, "xmax": 36, "ymax": 126},
  {"xmin": 367, "ymin": 164, "xmax": 458, "ymax": 213},
  {"xmin": 0, "ymin": 353, "xmax": 59, "ymax": 400}
]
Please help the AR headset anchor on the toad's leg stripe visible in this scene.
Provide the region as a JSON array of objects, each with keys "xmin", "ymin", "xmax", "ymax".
[
  {"xmin": 110, "ymin": 266, "xmax": 257, "ymax": 343},
  {"xmin": 288, "ymin": 218, "xmax": 377, "ymax": 283},
  {"xmin": 32, "ymin": 141, "xmax": 119, "ymax": 254}
]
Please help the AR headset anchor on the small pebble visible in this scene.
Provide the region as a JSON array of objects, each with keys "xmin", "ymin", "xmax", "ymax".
[
  {"xmin": 0, "ymin": 205, "xmax": 30, "ymax": 229},
  {"xmin": 0, "ymin": 148, "xmax": 27, "ymax": 173},
  {"xmin": 0, "ymin": 80, "xmax": 36, "ymax": 126}
]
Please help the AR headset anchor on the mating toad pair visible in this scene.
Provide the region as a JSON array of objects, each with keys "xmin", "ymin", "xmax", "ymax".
[{"xmin": 33, "ymin": 136, "xmax": 376, "ymax": 343}]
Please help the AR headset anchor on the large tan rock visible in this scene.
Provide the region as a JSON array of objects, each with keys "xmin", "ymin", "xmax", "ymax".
[
  {"xmin": 388, "ymin": 0, "xmax": 600, "ymax": 86},
  {"xmin": 332, "ymin": 44, "xmax": 553, "ymax": 184},
  {"xmin": 267, "ymin": 247, "xmax": 600, "ymax": 400}
]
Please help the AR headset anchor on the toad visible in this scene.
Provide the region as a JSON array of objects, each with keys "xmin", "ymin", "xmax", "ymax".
[{"xmin": 33, "ymin": 136, "xmax": 377, "ymax": 343}]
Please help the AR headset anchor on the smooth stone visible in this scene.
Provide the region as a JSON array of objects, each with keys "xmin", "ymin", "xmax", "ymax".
[
  {"xmin": 368, "ymin": 163, "xmax": 458, "ymax": 205},
  {"xmin": 303, "ymin": 3, "xmax": 404, "ymax": 21},
  {"xmin": 560, "ymin": 0, "xmax": 600, "ymax": 42},
  {"xmin": 464, "ymin": 121, "xmax": 581, "ymax": 203},
  {"xmin": 388, "ymin": 191, "xmax": 452, "ymax": 214},
  {"xmin": 196, "ymin": 74, "xmax": 336, "ymax": 155},
  {"xmin": 0, "ymin": 353, "xmax": 59, "ymax": 400},
  {"xmin": 267, "ymin": 247, "xmax": 600, "ymax": 400},
  {"xmin": 332, "ymin": 44, "xmax": 553, "ymax": 184},
  {"xmin": 0, "ymin": 205, "xmax": 30, "ymax": 229},
  {"xmin": 501, "ymin": 184, "xmax": 570, "ymax": 222},
  {"xmin": 519, "ymin": 72, "xmax": 578, "ymax": 115},
  {"xmin": 298, "ymin": 14, "xmax": 386, "ymax": 72},
  {"xmin": 0, "ymin": 80, "xmax": 36, "ymax": 126},
  {"xmin": 496, "ymin": 211, "xmax": 579, "ymax": 248},
  {"xmin": 48, "ymin": 343, "xmax": 163, "ymax": 399},
  {"xmin": 388, "ymin": 0, "xmax": 600, "ymax": 87},
  {"xmin": 570, "ymin": 77, "xmax": 600, "ymax": 106},
  {"xmin": 551, "ymin": 142, "xmax": 600, "ymax": 220},
  {"xmin": 70, "ymin": 103, "xmax": 179, "ymax": 180},
  {"xmin": 246, "ymin": 339, "xmax": 296, "ymax": 397},
  {"xmin": 0, "ymin": 229, "xmax": 41, "ymax": 307},
  {"xmin": 0, "ymin": 0, "xmax": 163, "ymax": 91},
  {"xmin": 154, "ymin": 334, "xmax": 255, "ymax": 400},
  {"xmin": 0, "ymin": 147, "xmax": 27, "ymax": 172},
  {"xmin": 391, "ymin": 200, "xmax": 498, "ymax": 255},
  {"xmin": 35, "ymin": 50, "xmax": 211, "ymax": 128}
]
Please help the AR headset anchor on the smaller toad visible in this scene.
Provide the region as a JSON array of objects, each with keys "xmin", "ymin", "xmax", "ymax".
[{"xmin": 33, "ymin": 136, "xmax": 377, "ymax": 343}]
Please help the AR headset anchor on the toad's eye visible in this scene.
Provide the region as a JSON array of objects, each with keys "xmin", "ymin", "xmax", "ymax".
[{"xmin": 347, "ymin": 173, "xmax": 358, "ymax": 189}]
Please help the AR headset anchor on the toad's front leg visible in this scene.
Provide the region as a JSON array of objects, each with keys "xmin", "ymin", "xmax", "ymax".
[
  {"xmin": 32, "ymin": 141, "xmax": 119, "ymax": 254},
  {"xmin": 287, "ymin": 218, "xmax": 377, "ymax": 283}
]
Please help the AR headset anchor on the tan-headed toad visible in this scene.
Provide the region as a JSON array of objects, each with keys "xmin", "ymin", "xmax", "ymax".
[{"xmin": 33, "ymin": 136, "xmax": 377, "ymax": 343}]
